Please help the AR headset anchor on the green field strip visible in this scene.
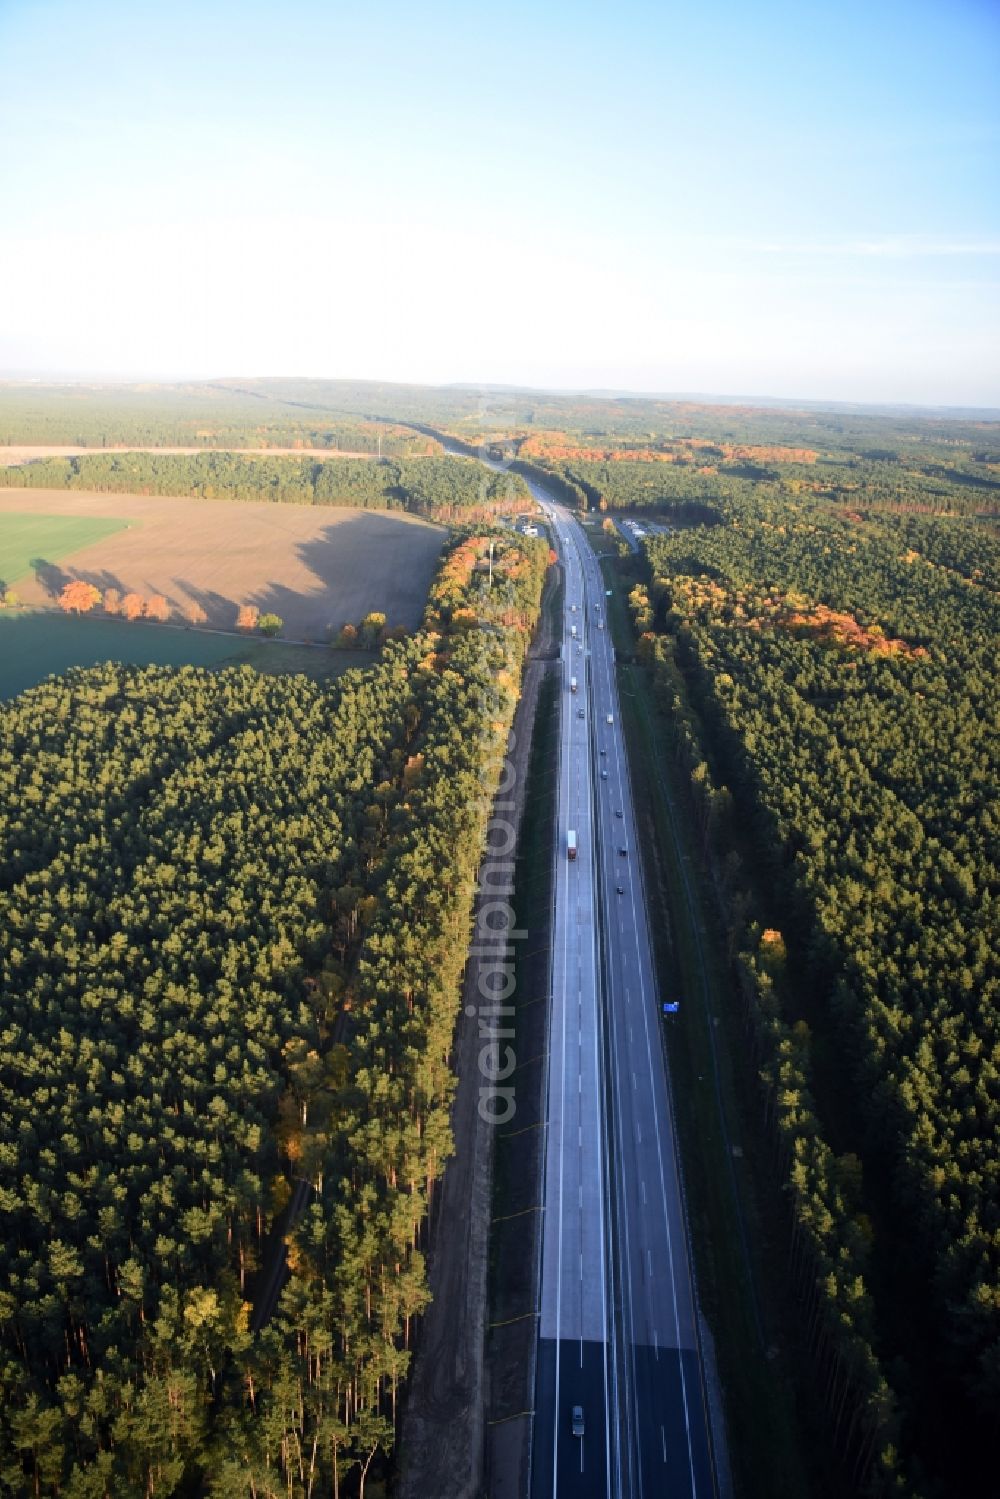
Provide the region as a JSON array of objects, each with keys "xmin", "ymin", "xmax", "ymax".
[
  {"xmin": 0, "ymin": 511, "xmax": 131, "ymax": 587},
  {"xmin": 0, "ymin": 613, "xmax": 371, "ymax": 701}
]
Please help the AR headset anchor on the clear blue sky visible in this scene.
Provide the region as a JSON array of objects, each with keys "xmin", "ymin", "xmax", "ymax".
[{"xmin": 1, "ymin": 0, "xmax": 997, "ymax": 405}]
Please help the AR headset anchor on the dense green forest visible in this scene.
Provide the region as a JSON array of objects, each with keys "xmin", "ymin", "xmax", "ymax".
[
  {"xmin": 521, "ymin": 449, "xmax": 1000, "ymax": 520},
  {"xmin": 0, "ymin": 386, "xmax": 433, "ymax": 457},
  {"xmin": 629, "ymin": 495, "xmax": 998, "ymax": 1493},
  {"xmin": 205, "ymin": 379, "xmax": 1000, "ymax": 452},
  {"xmin": 3, "ymin": 377, "xmax": 998, "ymax": 1493},
  {"xmin": 5, "ymin": 379, "xmax": 997, "ymax": 471},
  {"xmin": 0, "ymin": 527, "xmax": 549, "ymax": 1496},
  {"xmin": 3, "ymin": 379, "xmax": 997, "ymax": 521},
  {"xmin": 0, "ymin": 451, "xmax": 530, "ymax": 524}
]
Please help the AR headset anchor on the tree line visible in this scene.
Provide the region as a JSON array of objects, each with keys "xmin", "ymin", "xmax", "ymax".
[
  {"xmin": 0, "ymin": 527, "xmax": 549, "ymax": 1495},
  {"xmin": 0, "ymin": 451, "xmax": 530, "ymax": 524}
]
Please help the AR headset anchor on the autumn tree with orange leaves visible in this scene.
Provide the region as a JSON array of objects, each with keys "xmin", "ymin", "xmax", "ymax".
[
  {"xmin": 58, "ymin": 580, "xmax": 101, "ymax": 614},
  {"xmin": 145, "ymin": 595, "xmax": 170, "ymax": 622}
]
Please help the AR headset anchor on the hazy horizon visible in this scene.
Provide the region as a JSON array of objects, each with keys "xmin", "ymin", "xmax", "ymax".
[{"xmin": 1, "ymin": 369, "xmax": 998, "ymax": 420}]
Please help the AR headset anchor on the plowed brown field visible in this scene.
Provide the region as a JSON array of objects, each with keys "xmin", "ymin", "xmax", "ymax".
[{"xmin": 0, "ymin": 490, "xmax": 444, "ymax": 640}]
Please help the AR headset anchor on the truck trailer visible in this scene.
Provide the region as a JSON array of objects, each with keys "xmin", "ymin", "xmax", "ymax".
[
  {"xmin": 567, "ymin": 830, "xmax": 577, "ymax": 860},
  {"xmin": 570, "ymin": 676, "xmax": 578, "ymax": 693}
]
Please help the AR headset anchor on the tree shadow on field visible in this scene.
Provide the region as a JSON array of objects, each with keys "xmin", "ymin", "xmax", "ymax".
[
  {"xmin": 37, "ymin": 560, "xmax": 234, "ymax": 629},
  {"xmin": 58, "ymin": 566, "xmax": 132, "ymax": 599},
  {"xmin": 53, "ymin": 564, "xmax": 185, "ymax": 621},
  {"xmin": 171, "ymin": 581, "xmax": 240, "ymax": 631},
  {"xmin": 236, "ymin": 512, "xmax": 444, "ymax": 643},
  {"xmin": 33, "ymin": 509, "xmax": 445, "ymax": 639},
  {"xmin": 31, "ymin": 558, "xmax": 70, "ymax": 599}
]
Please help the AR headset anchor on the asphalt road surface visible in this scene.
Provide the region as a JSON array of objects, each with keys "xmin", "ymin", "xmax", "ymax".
[{"xmin": 529, "ymin": 489, "xmax": 718, "ymax": 1499}]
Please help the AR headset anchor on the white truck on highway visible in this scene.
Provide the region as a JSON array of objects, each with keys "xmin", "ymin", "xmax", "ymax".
[
  {"xmin": 567, "ymin": 829, "xmax": 577, "ymax": 861},
  {"xmin": 606, "ymin": 713, "xmax": 614, "ymax": 725},
  {"xmin": 570, "ymin": 676, "xmax": 578, "ymax": 693},
  {"xmin": 571, "ymin": 625, "xmax": 578, "ymax": 639}
]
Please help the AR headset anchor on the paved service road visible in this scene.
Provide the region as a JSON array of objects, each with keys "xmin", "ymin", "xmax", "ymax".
[{"xmin": 529, "ymin": 487, "xmax": 718, "ymax": 1499}]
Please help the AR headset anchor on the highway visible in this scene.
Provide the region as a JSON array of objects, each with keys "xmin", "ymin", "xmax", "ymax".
[{"xmin": 529, "ymin": 484, "xmax": 718, "ymax": 1499}]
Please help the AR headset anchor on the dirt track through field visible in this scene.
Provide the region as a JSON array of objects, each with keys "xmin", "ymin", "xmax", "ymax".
[{"xmin": 0, "ymin": 490, "xmax": 444, "ymax": 639}]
